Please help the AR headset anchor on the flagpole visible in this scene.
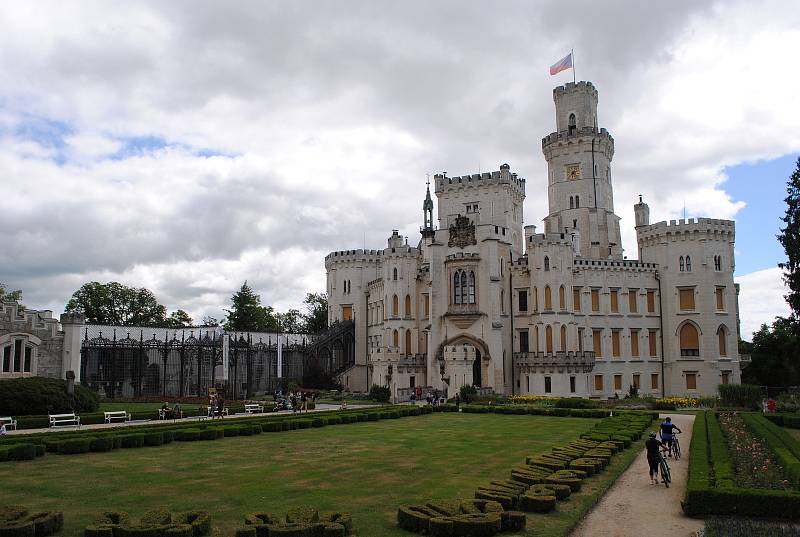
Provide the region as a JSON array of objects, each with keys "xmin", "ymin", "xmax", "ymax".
[{"xmin": 572, "ymin": 48, "xmax": 576, "ymax": 84}]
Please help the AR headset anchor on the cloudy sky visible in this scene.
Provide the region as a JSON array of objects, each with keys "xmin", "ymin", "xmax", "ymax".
[{"xmin": 1, "ymin": 1, "xmax": 798, "ymax": 338}]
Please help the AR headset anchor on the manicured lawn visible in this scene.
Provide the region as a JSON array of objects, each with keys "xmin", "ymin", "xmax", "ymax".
[
  {"xmin": 786, "ymin": 426, "xmax": 800, "ymax": 443},
  {"xmin": 0, "ymin": 413, "xmax": 644, "ymax": 537}
]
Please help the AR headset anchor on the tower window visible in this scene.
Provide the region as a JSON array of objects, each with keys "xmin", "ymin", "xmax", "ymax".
[
  {"xmin": 393, "ymin": 267, "xmax": 398, "ymax": 280},
  {"xmin": 679, "ymin": 256, "xmax": 685, "ymax": 272},
  {"xmin": 575, "ymin": 195, "xmax": 579, "ymax": 208},
  {"xmin": 544, "ymin": 256, "xmax": 550, "ymax": 271},
  {"xmin": 714, "ymin": 255, "xmax": 722, "ymax": 271},
  {"xmin": 568, "ymin": 113, "xmax": 576, "ymax": 135},
  {"xmin": 569, "ymin": 196, "xmax": 574, "ymax": 209},
  {"xmin": 686, "ymin": 256, "xmax": 692, "ymax": 272}
]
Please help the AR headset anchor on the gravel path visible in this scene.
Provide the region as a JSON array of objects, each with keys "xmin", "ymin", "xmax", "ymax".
[{"xmin": 568, "ymin": 413, "xmax": 702, "ymax": 537}]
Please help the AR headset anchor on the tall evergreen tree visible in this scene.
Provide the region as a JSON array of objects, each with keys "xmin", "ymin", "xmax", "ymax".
[
  {"xmin": 302, "ymin": 292, "xmax": 328, "ymax": 334},
  {"xmin": 779, "ymin": 157, "xmax": 800, "ymax": 321},
  {"xmin": 223, "ymin": 282, "xmax": 279, "ymax": 332}
]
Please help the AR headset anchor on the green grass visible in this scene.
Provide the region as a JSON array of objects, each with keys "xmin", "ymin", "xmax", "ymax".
[
  {"xmin": 0, "ymin": 413, "xmax": 647, "ymax": 537},
  {"xmin": 786, "ymin": 426, "xmax": 800, "ymax": 443}
]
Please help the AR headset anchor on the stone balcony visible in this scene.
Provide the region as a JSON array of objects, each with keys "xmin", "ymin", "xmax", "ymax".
[{"xmin": 513, "ymin": 351, "xmax": 596, "ymax": 374}]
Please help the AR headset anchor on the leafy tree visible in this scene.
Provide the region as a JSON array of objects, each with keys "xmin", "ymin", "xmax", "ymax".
[
  {"xmin": 278, "ymin": 308, "xmax": 304, "ymax": 333},
  {"xmin": 201, "ymin": 315, "xmax": 220, "ymax": 327},
  {"xmin": 742, "ymin": 318, "xmax": 800, "ymax": 387},
  {"xmin": 779, "ymin": 157, "xmax": 800, "ymax": 320},
  {"xmin": 0, "ymin": 283, "xmax": 22, "ymax": 303},
  {"xmin": 164, "ymin": 309, "xmax": 193, "ymax": 328},
  {"xmin": 302, "ymin": 292, "xmax": 328, "ymax": 334},
  {"xmin": 223, "ymin": 281, "xmax": 279, "ymax": 332},
  {"xmin": 65, "ymin": 281, "xmax": 167, "ymax": 326}
]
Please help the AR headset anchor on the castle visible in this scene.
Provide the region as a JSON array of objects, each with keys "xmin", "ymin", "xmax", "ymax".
[{"xmin": 325, "ymin": 81, "xmax": 742, "ymax": 399}]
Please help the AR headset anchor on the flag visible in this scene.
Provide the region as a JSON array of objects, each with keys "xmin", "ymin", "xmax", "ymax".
[{"xmin": 550, "ymin": 52, "xmax": 573, "ymax": 76}]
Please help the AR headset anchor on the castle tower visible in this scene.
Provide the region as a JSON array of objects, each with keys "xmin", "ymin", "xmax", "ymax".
[
  {"xmin": 542, "ymin": 81, "xmax": 622, "ymax": 259},
  {"xmin": 421, "ymin": 177, "xmax": 435, "ymax": 239}
]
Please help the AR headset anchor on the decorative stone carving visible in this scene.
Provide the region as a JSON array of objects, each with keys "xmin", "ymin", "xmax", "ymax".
[{"xmin": 448, "ymin": 215, "xmax": 477, "ymax": 248}]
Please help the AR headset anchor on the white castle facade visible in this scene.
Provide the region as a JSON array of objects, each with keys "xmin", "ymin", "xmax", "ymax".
[{"xmin": 325, "ymin": 81, "xmax": 742, "ymax": 399}]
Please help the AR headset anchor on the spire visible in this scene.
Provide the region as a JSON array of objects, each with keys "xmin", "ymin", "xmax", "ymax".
[{"xmin": 421, "ymin": 174, "xmax": 435, "ymax": 238}]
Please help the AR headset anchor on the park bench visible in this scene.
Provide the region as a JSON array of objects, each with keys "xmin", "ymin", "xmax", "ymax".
[
  {"xmin": 158, "ymin": 405, "xmax": 184, "ymax": 420},
  {"xmin": 49, "ymin": 413, "xmax": 80, "ymax": 428},
  {"xmin": 104, "ymin": 410, "xmax": 131, "ymax": 424},
  {"xmin": 244, "ymin": 403, "xmax": 264, "ymax": 414},
  {"xmin": 0, "ymin": 417, "xmax": 17, "ymax": 431}
]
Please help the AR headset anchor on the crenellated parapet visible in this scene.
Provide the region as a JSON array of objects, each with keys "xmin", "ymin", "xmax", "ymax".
[
  {"xmin": 526, "ymin": 232, "xmax": 574, "ymax": 249},
  {"xmin": 1, "ymin": 301, "xmax": 62, "ymax": 338},
  {"xmin": 573, "ymin": 258, "xmax": 658, "ymax": 273},
  {"xmin": 325, "ymin": 247, "xmax": 419, "ymax": 270},
  {"xmin": 636, "ymin": 217, "xmax": 735, "ymax": 248},
  {"xmin": 553, "ymin": 80, "xmax": 598, "ymax": 100},
  {"xmin": 434, "ymin": 163, "xmax": 526, "ymax": 198}
]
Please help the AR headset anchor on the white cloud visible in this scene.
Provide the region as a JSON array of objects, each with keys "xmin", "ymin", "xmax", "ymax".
[
  {"xmin": 736, "ymin": 267, "xmax": 791, "ymax": 339},
  {"xmin": 0, "ymin": 0, "xmax": 798, "ymax": 324}
]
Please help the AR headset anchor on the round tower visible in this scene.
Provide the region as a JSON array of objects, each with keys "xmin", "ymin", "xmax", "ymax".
[{"xmin": 542, "ymin": 81, "xmax": 621, "ymax": 259}]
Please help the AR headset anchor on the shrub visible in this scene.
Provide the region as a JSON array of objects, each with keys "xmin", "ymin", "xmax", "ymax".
[
  {"xmin": 262, "ymin": 422, "xmax": 282, "ymax": 433},
  {"xmin": 718, "ymin": 384, "xmax": 763, "ymax": 410},
  {"xmin": 459, "ymin": 385, "xmax": 478, "ymax": 403},
  {"xmin": 311, "ymin": 418, "xmax": 325, "ymax": 428},
  {"xmin": 174, "ymin": 512, "xmax": 210, "ymax": 537},
  {"xmin": 90, "ymin": 437, "xmax": 115, "ymax": 452},
  {"xmin": 555, "ymin": 397, "xmax": 597, "ymax": 409},
  {"xmin": 222, "ymin": 426, "xmax": 240, "ymax": 437},
  {"xmin": 120, "ymin": 434, "xmax": 145, "ymax": 449},
  {"xmin": 60, "ymin": 438, "xmax": 93, "ymax": 455},
  {"xmin": 7, "ymin": 443, "xmax": 39, "ymax": 461},
  {"xmin": 198, "ymin": 429, "xmax": 218, "ymax": 441},
  {"xmin": 500, "ymin": 511, "xmax": 526, "ymax": 532},
  {"xmin": 234, "ymin": 528, "xmax": 256, "ymax": 537},
  {"xmin": 368, "ymin": 385, "xmax": 391, "ymax": 403},
  {"xmin": 0, "ymin": 376, "xmax": 99, "ymax": 416},
  {"xmin": 141, "ymin": 508, "xmax": 172, "ymax": 526},
  {"xmin": 144, "ymin": 433, "xmax": 164, "ymax": 447}
]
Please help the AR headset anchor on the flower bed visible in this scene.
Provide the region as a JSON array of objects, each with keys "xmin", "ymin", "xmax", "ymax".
[
  {"xmin": 508, "ymin": 395, "xmax": 560, "ymax": 406},
  {"xmin": 718, "ymin": 412, "xmax": 787, "ymax": 489}
]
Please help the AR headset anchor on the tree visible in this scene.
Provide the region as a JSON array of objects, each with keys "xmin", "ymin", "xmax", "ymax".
[
  {"xmin": 278, "ymin": 308, "xmax": 304, "ymax": 333},
  {"xmin": 742, "ymin": 318, "xmax": 800, "ymax": 387},
  {"xmin": 223, "ymin": 281, "xmax": 279, "ymax": 332},
  {"xmin": 164, "ymin": 309, "xmax": 193, "ymax": 328},
  {"xmin": 779, "ymin": 157, "xmax": 800, "ymax": 321},
  {"xmin": 302, "ymin": 292, "xmax": 328, "ymax": 334},
  {"xmin": 65, "ymin": 281, "xmax": 167, "ymax": 326},
  {"xmin": 201, "ymin": 316, "xmax": 220, "ymax": 327},
  {"xmin": 0, "ymin": 283, "xmax": 22, "ymax": 303}
]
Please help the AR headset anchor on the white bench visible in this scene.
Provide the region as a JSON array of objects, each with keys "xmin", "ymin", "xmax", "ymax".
[
  {"xmin": 49, "ymin": 413, "xmax": 80, "ymax": 428},
  {"xmin": 207, "ymin": 407, "xmax": 228, "ymax": 418},
  {"xmin": 244, "ymin": 403, "xmax": 264, "ymax": 414},
  {"xmin": 104, "ymin": 410, "xmax": 130, "ymax": 424},
  {"xmin": 0, "ymin": 417, "xmax": 17, "ymax": 431}
]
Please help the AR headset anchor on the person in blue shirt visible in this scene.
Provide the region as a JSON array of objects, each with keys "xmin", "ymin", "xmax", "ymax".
[{"xmin": 659, "ymin": 417, "xmax": 682, "ymax": 457}]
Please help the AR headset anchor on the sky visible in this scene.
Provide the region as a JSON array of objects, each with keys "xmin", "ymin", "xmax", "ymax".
[{"xmin": 0, "ymin": 1, "xmax": 798, "ymax": 339}]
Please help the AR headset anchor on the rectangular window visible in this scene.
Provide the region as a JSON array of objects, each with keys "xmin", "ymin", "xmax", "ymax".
[
  {"xmin": 519, "ymin": 330, "xmax": 529, "ymax": 353},
  {"xmin": 424, "ymin": 294, "xmax": 430, "ymax": 317},
  {"xmin": 573, "ymin": 288, "xmax": 581, "ymax": 311},
  {"xmin": 23, "ymin": 347, "xmax": 32, "ymax": 373},
  {"xmin": 721, "ymin": 372, "xmax": 730, "ymax": 385},
  {"xmin": 569, "ymin": 376, "xmax": 576, "ymax": 393},
  {"xmin": 647, "ymin": 290, "xmax": 655, "ymax": 313},
  {"xmin": 612, "ymin": 330, "xmax": 621, "ymax": 357},
  {"xmin": 2, "ymin": 346, "xmax": 10, "ymax": 372},
  {"xmin": 651, "ymin": 373, "xmax": 659, "ymax": 390},
  {"xmin": 526, "ymin": 375, "xmax": 530, "ymax": 392},
  {"xmin": 628, "ymin": 289, "xmax": 638, "ymax": 313},
  {"xmin": 593, "ymin": 329, "xmax": 602, "ymax": 357},
  {"xmin": 594, "ymin": 374, "xmax": 604, "ymax": 391},
  {"xmin": 686, "ymin": 373, "xmax": 697, "ymax": 390},
  {"xmin": 544, "ymin": 376, "xmax": 552, "ymax": 393},
  {"xmin": 649, "ymin": 330, "xmax": 658, "ymax": 357},
  {"xmin": 13, "ymin": 341, "xmax": 22, "ymax": 373},
  {"xmin": 633, "ymin": 373, "xmax": 641, "ymax": 389},
  {"xmin": 518, "ymin": 290, "xmax": 528, "ymax": 312},
  {"xmin": 715, "ymin": 287, "xmax": 724, "ymax": 311},
  {"xmin": 591, "ymin": 289, "xmax": 600, "ymax": 312},
  {"xmin": 409, "ymin": 376, "xmax": 416, "ymax": 388},
  {"xmin": 614, "ymin": 374, "xmax": 622, "ymax": 391},
  {"xmin": 679, "ymin": 288, "xmax": 695, "ymax": 311},
  {"xmin": 630, "ymin": 330, "xmax": 640, "ymax": 357},
  {"xmin": 342, "ymin": 305, "xmax": 353, "ymax": 321},
  {"xmin": 577, "ymin": 328, "xmax": 584, "ymax": 352},
  {"xmin": 610, "ymin": 289, "xmax": 619, "ymax": 312}
]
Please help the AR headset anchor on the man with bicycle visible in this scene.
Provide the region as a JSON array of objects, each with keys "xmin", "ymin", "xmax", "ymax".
[
  {"xmin": 645, "ymin": 431, "xmax": 665, "ymax": 484},
  {"xmin": 659, "ymin": 417, "xmax": 682, "ymax": 458}
]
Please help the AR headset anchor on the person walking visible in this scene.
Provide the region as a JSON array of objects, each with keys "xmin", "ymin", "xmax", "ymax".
[
  {"xmin": 455, "ymin": 393, "xmax": 461, "ymax": 411},
  {"xmin": 216, "ymin": 394, "xmax": 225, "ymax": 420},
  {"xmin": 645, "ymin": 431, "xmax": 665, "ymax": 484},
  {"xmin": 301, "ymin": 392, "xmax": 308, "ymax": 413}
]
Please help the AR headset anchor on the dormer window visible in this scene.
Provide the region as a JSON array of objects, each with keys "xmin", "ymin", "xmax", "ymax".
[{"xmin": 568, "ymin": 113, "xmax": 576, "ymax": 135}]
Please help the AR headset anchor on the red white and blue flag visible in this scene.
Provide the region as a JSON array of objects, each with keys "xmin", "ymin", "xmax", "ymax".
[{"xmin": 550, "ymin": 52, "xmax": 573, "ymax": 75}]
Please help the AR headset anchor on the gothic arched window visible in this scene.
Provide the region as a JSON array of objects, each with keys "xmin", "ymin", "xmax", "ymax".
[
  {"xmin": 714, "ymin": 255, "xmax": 721, "ymax": 271},
  {"xmin": 679, "ymin": 323, "xmax": 700, "ymax": 357},
  {"xmin": 453, "ymin": 272, "xmax": 461, "ymax": 304},
  {"xmin": 560, "ymin": 325, "xmax": 567, "ymax": 351},
  {"xmin": 717, "ymin": 325, "xmax": 727, "ymax": 356},
  {"xmin": 393, "ymin": 267, "xmax": 398, "ymax": 281},
  {"xmin": 392, "ymin": 329, "xmax": 399, "ymax": 349},
  {"xmin": 405, "ymin": 295, "xmax": 411, "ymax": 317},
  {"xmin": 575, "ymin": 195, "xmax": 580, "ymax": 208},
  {"xmin": 405, "ymin": 329, "xmax": 412, "ymax": 354},
  {"xmin": 468, "ymin": 271, "xmax": 476, "ymax": 304},
  {"xmin": 545, "ymin": 325, "xmax": 554, "ymax": 353},
  {"xmin": 679, "ymin": 256, "xmax": 685, "ymax": 272},
  {"xmin": 559, "ymin": 285, "xmax": 566, "ymax": 310},
  {"xmin": 544, "ymin": 256, "xmax": 550, "ymax": 271},
  {"xmin": 568, "ymin": 113, "xmax": 576, "ymax": 135},
  {"xmin": 686, "ymin": 256, "xmax": 692, "ymax": 272},
  {"xmin": 544, "ymin": 285, "xmax": 552, "ymax": 310},
  {"xmin": 460, "ymin": 271, "xmax": 468, "ymax": 304},
  {"xmin": 569, "ymin": 196, "xmax": 574, "ymax": 209}
]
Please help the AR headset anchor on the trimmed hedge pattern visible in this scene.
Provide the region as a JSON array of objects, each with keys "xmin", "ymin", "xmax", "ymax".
[
  {"xmin": 682, "ymin": 411, "xmax": 800, "ymax": 518},
  {"xmin": 398, "ymin": 412, "xmax": 655, "ymax": 535},
  {"xmin": 83, "ymin": 510, "xmax": 210, "ymax": 537},
  {"xmin": 239, "ymin": 507, "xmax": 354, "ymax": 536},
  {"xmin": 0, "ymin": 506, "xmax": 63, "ymax": 537}
]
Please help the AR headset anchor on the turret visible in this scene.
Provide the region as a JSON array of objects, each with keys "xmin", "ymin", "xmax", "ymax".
[
  {"xmin": 421, "ymin": 178, "xmax": 435, "ymax": 239},
  {"xmin": 634, "ymin": 195, "xmax": 650, "ymax": 228}
]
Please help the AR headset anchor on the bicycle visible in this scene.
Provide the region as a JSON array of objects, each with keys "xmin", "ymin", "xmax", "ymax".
[
  {"xmin": 657, "ymin": 448, "xmax": 672, "ymax": 488},
  {"xmin": 659, "ymin": 431, "xmax": 681, "ymax": 461}
]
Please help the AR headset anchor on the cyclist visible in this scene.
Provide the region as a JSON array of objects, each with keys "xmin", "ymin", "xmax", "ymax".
[
  {"xmin": 645, "ymin": 431, "xmax": 665, "ymax": 484},
  {"xmin": 659, "ymin": 417, "xmax": 682, "ymax": 458}
]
